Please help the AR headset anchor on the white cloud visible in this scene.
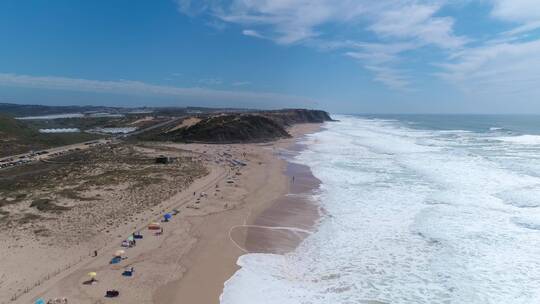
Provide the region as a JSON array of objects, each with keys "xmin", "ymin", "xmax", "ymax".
[
  {"xmin": 242, "ymin": 29, "xmax": 264, "ymax": 39},
  {"xmin": 177, "ymin": 0, "xmax": 540, "ymax": 99},
  {"xmin": 491, "ymin": 0, "xmax": 540, "ymax": 23},
  {"xmin": 370, "ymin": 4, "xmax": 467, "ymax": 49},
  {"xmin": 232, "ymin": 81, "xmax": 251, "ymax": 86},
  {"xmin": 198, "ymin": 77, "xmax": 223, "ymax": 86},
  {"xmin": 177, "ymin": 0, "xmax": 466, "ymax": 90},
  {"xmin": 365, "ymin": 65, "xmax": 411, "ymax": 90},
  {"xmin": 346, "ymin": 42, "xmax": 419, "ymax": 64},
  {"xmin": 490, "ymin": 0, "xmax": 540, "ymax": 34},
  {"xmin": 438, "ymin": 39, "xmax": 540, "ymax": 96},
  {"xmin": 0, "ymin": 73, "xmax": 314, "ymax": 108}
]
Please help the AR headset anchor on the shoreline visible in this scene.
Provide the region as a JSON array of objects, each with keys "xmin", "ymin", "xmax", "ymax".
[
  {"xmin": 238, "ymin": 148, "xmax": 321, "ymax": 255},
  {"xmin": 11, "ymin": 123, "xmax": 323, "ymax": 304},
  {"xmin": 153, "ymin": 123, "xmax": 323, "ymax": 304}
]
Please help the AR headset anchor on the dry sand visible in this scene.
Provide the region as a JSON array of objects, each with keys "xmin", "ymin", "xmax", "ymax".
[{"xmin": 4, "ymin": 123, "xmax": 322, "ymax": 304}]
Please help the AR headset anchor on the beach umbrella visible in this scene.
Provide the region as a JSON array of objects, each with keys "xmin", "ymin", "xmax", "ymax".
[
  {"xmin": 35, "ymin": 298, "xmax": 45, "ymax": 304},
  {"xmin": 88, "ymin": 272, "xmax": 97, "ymax": 278},
  {"xmin": 164, "ymin": 213, "xmax": 172, "ymax": 220},
  {"xmin": 114, "ymin": 250, "xmax": 125, "ymax": 257},
  {"xmin": 127, "ymin": 235, "xmax": 134, "ymax": 241}
]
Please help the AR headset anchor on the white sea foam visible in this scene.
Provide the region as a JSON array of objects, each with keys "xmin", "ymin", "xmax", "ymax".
[
  {"xmin": 221, "ymin": 115, "xmax": 540, "ymax": 304},
  {"xmin": 495, "ymin": 134, "xmax": 540, "ymax": 145}
]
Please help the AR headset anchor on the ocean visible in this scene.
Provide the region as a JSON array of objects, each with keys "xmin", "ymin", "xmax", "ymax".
[{"xmin": 221, "ymin": 114, "xmax": 540, "ymax": 304}]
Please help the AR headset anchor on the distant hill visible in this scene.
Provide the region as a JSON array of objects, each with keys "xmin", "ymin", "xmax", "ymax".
[
  {"xmin": 139, "ymin": 109, "xmax": 333, "ymax": 143},
  {"xmin": 166, "ymin": 114, "xmax": 290, "ymax": 143},
  {"xmin": 0, "ymin": 103, "xmax": 250, "ymax": 117},
  {"xmin": 0, "ymin": 103, "xmax": 125, "ymax": 117}
]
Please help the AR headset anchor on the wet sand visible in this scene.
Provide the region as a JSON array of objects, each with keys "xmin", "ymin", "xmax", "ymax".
[{"xmin": 238, "ymin": 162, "xmax": 321, "ymax": 254}]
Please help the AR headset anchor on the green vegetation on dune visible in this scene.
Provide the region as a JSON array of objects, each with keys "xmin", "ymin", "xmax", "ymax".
[
  {"xmin": 138, "ymin": 109, "xmax": 333, "ymax": 143},
  {"xmin": 173, "ymin": 114, "xmax": 291, "ymax": 143},
  {"xmin": 0, "ymin": 114, "xmax": 37, "ymax": 138}
]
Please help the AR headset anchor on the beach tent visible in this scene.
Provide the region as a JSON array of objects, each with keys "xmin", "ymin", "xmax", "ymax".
[
  {"xmin": 148, "ymin": 223, "xmax": 161, "ymax": 230},
  {"xmin": 35, "ymin": 298, "xmax": 45, "ymax": 304},
  {"xmin": 127, "ymin": 235, "xmax": 134, "ymax": 242}
]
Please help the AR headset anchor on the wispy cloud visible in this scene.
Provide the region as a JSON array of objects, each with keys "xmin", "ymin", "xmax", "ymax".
[
  {"xmin": 0, "ymin": 73, "xmax": 315, "ymax": 108},
  {"xmin": 434, "ymin": 0, "xmax": 540, "ymax": 97},
  {"xmin": 242, "ymin": 29, "xmax": 265, "ymax": 39},
  {"xmin": 438, "ymin": 39, "xmax": 540, "ymax": 96},
  {"xmin": 369, "ymin": 4, "xmax": 467, "ymax": 49},
  {"xmin": 198, "ymin": 77, "xmax": 223, "ymax": 86},
  {"xmin": 365, "ymin": 65, "xmax": 411, "ymax": 90},
  {"xmin": 177, "ymin": 0, "xmax": 540, "ymax": 98},
  {"xmin": 232, "ymin": 81, "xmax": 251, "ymax": 86},
  {"xmin": 177, "ymin": 0, "xmax": 466, "ymax": 90},
  {"xmin": 490, "ymin": 0, "xmax": 540, "ymax": 34}
]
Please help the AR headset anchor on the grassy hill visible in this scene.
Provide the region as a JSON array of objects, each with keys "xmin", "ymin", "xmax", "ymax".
[
  {"xmin": 138, "ymin": 109, "xmax": 333, "ymax": 144},
  {"xmin": 148, "ymin": 114, "xmax": 290, "ymax": 143}
]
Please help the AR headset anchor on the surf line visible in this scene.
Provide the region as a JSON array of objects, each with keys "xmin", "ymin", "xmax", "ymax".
[{"xmin": 228, "ymin": 225, "xmax": 313, "ymax": 253}]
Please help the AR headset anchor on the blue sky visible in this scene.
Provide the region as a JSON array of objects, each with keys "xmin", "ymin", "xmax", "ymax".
[{"xmin": 1, "ymin": 0, "xmax": 540, "ymax": 113}]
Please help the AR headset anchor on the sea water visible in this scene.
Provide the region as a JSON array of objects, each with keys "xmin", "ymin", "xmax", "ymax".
[{"xmin": 220, "ymin": 115, "xmax": 540, "ymax": 304}]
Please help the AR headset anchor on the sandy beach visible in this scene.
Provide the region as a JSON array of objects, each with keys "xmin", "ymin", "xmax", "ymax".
[{"xmin": 4, "ymin": 123, "xmax": 322, "ymax": 304}]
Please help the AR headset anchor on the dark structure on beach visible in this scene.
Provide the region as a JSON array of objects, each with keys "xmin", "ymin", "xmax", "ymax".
[{"xmin": 155, "ymin": 155, "xmax": 173, "ymax": 164}]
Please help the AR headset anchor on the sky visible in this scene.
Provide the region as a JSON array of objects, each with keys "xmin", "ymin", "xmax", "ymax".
[{"xmin": 1, "ymin": 0, "xmax": 540, "ymax": 114}]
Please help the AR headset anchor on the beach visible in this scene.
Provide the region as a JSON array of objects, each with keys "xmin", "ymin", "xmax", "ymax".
[{"xmin": 5, "ymin": 123, "xmax": 321, "ymax": 304}]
